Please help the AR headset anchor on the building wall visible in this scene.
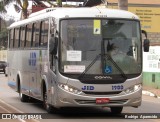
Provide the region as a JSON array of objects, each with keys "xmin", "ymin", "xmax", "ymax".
[
  {"xmin": 143, "ymin": 72, "xmax": 160, "ymax": 89},
  {"xmin": 106, "ymin": 0, "xmax": 160, "ymax": 45},
  {"xmin": 143, "ymin": 46, "xmax": 160, "ymax": 89}
]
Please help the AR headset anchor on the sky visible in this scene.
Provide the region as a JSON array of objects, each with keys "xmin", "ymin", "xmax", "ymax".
[
  {"xmin": 3, "ymin": 1, "xmax": 32, "ymax": 21},
  {"xmin": 5, "ymin": 2, "xmax": 21, "ymax": 21}
]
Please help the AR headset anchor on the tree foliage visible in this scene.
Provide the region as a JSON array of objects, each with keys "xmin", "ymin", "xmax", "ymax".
[{"xmin": 0, "ymin": 1, "xmax": 7, "ymax": 13}]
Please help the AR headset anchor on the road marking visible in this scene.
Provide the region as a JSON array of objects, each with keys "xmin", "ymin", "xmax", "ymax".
[
  {"xmin": 0, "ymin": 99, "xmax": 23, "ymax": 113},
  {"xmin": 0, "ymin": 106, "xmax": 11, "ymax": 113},
  {"xmin": 0, "ymin": 99, "xmax": 40, "ymax": 122}
]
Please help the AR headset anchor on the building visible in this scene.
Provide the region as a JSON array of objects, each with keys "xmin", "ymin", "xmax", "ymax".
[{"xmin": 106, "ymin": 0, "xmax": 160, "ymax": 45}]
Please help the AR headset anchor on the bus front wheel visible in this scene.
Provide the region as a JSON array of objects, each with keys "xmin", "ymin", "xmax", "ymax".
[
  {"xmin": 110, "ymin": 107, "xmax": 123, "ymax": 114},
  {"xmin": 43, "ymin": 87, "xmax": 57, "ymax": 113},
  {"xmin": 43, "ymin": 91, "xmax": 51, "ymax": 113}
]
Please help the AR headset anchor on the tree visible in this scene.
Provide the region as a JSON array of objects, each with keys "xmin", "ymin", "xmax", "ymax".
[
  {"xmin": 3, "ymin": 0, "xmax": 28, "ymax": 19},
  {"xmin": 0, "ymin": 1, "xmax": 7, "ymax": 32},
  {"xmin": 0, "ymin": 1, "xmax": 7, "ymax": 13},
  {"xmin": 118, "ymin": 0, "xmax": 128, "ymax": 10},
  {"xmin": 56, "ymin": 0, "xmax": 62, "ymax": 7},
  {"xmin": 0, "ymin": 18, "xmax": 7, "ymax": 50}
]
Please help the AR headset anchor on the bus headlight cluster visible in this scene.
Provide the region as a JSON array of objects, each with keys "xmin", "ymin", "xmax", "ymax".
[
  {"xmin": 124, "ymin": 84, "xmax": 141, "ymax": 94},
  {"xmin": 59, "ymin": 84, "xmax": 82, "ymax": 94}
]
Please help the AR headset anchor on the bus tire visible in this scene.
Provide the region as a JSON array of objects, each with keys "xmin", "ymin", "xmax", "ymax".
[
  {"xmin": 110, "ymin": 107, "xmax": 123, "ymax": 114},
  {"xmin": 19, "ymin": 91, "xmax": 28, "ymax": 102},
  {"xmin": 3, "ymin": 68, "xmax": 5, "ymax": 74},
  {"xmin": 43, "ymin": 90, "xmax": 54, "ymax": 113},
  {"xmin": 43, "ymin": 84, "xmax": 58, "ymax": 113},
  {"xmin": 18, "ymin": 77, "xmax": 28, "ymax": 102},
  {"xmin": 43, "ymin": 91, "xmax": 52, "ymax": 113}
]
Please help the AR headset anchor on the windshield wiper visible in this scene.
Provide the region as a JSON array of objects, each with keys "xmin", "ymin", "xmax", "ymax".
[
  {"xmin": 78, "ymin": 53, "xmax": 127, "ymax": 81},
  {"xmin": 78, "ymin": 54, "xmax": 101, "ymax": 80},
  {"xmin": 103, "ymin": 54, "xmax": 127, "ymax": 80}
]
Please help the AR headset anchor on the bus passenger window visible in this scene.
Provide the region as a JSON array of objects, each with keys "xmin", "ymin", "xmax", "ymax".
[
  {"xmin": 9, "ymin": 29, "xmax": 15, "ymax": 48},
  {"xmin": 20, "ymin": 26, "xmax": 26, "ymax": 48},
  {"xmin": 26, "ymin": 24, "xmax": 32, "ymax": 48},
  {"xmin": 32, "ymin": 22, "xmax": 40, "ymax": 47},
  {"xmin": 40, "ymin": 20, "xmax": 48, "ymax": 48},
  {"xmin": 14, "ymin": 28, "xmax": 20, "ymax": 48},
  {"xmin": 18, "ymin": 27, "xmax": 21, "ymax": 48},
  {"xmin": 24, "ymin": 25, "xmax": 27, "ymax": 47}
]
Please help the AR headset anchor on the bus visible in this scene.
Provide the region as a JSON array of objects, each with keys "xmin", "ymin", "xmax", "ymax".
[{"xmin": 7, "ymin": 7, "xmax": 149, "ymax": 114}]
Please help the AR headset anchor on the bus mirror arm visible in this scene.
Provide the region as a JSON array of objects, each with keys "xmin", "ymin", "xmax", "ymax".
[
  {"xmin": 142, "ymin": 30, "xmax": 147, "ymax": 39},
  {"xmin": 142, "ymin": 30, "xmax": 150, "ymax": 52}
]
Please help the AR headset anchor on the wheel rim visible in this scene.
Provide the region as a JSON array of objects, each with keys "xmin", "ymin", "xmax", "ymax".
[{"xmin": 20, "ymin": 92, "xmax": 22, "ymax": 98}]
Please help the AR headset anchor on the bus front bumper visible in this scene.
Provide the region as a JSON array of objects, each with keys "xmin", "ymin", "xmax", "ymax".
[{"xmin": 53, "ymin": 85, "xmax": 142, "ymax": 108}]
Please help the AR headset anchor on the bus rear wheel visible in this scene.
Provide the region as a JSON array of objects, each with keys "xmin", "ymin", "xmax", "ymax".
[
  {"xmin": 110, "ymin": 107, "xmax": 123, "ymax": 114},
  {"xmin": 18, "ymin": 77, "xmax": 29, "ymax": 102},
  {"xmin": 19, "ymin": 85, "xmax": 29, "ymax": 102}
]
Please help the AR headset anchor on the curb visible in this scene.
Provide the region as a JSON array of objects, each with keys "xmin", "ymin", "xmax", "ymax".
[{"xmin": 142, "ymin": 90, "xmax": 160, "ymax": 98}]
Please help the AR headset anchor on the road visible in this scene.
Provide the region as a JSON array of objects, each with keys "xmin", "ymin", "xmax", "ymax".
[{"xmin": 0, "ymin": 73, "xmax": 160, "ymax": 122}]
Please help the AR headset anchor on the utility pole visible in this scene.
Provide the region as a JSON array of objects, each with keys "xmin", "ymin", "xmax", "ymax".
[{"xmin": 118, "ymin": 0, "xmax": 128, "ymax": 11}]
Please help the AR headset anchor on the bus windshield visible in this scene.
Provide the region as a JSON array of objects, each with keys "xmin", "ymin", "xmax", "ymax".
[{"xmin": 60, "ymin": 19, "xmax": 142, "ymax": 78}]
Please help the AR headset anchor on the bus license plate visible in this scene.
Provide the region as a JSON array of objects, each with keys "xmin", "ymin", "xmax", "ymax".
[{"xmin": 96, "ymin": 98, "xmax": 110, "ymax": 104}]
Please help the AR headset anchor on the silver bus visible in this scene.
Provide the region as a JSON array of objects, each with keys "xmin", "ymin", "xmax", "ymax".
[{"xmin": 8, "ymin": 8, "xmax": 149, "ymax": 114}]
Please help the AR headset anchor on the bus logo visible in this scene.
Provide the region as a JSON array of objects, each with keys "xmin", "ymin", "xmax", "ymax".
[
  {"xmin": 82, "ymin": 86, "xmax": 94, "ymax": 91},
  {"xmin": 29, "ymin": 52, "xmax": 37, "ymax": 66},
  {"xmin": 94, "ymin": 76, "xmax": 112, "ymax": 79}
]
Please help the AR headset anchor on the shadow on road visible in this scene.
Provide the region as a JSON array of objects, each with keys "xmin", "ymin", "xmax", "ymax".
[
  {"xmin": 23, "ymin": 98, "xmax": 125, "ymax": 119},
  {"xmin": 54, "ymin": 107, "xmax": 124, "ymax": 119}
]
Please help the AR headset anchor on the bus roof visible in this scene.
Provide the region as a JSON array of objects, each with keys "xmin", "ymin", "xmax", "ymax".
[{"xmin": 9, "ymin": 7, "xmax": 139, "ymax": 28}]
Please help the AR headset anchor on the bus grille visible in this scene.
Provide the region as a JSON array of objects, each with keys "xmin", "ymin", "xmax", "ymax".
[
  {"xmin": 75, "ymin": 99, "xmax": 128, "ymax": 105},
  {"xmin": 83, "ymin": 91, "xmax": 122, "ymax": 95}
]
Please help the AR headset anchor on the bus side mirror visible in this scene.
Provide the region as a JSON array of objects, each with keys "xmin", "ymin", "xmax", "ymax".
[
  {"xmin": 50, "ymin": 37, "xmax": 58, "ymax": 55},
  {"xmin": 142, "ymin": 30, "xmax": 150, "ymax": 52},
  {"xmin": 143, "ymin": 39, "xmax": 150, "ymax": 52}
]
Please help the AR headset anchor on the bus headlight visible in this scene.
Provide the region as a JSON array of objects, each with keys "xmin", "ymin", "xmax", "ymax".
[
  {"xmin": 124, "ymin": 84, "xmax": 141, "ymax": 94},
  {"xmin": 59, "ymin": 84, "xmax": 82, "ymax": 94}
]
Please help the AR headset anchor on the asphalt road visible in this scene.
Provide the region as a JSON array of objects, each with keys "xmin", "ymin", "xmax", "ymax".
[{"xmin": 0, "ymin": 73, "xmax": 160, "ymax": 122}]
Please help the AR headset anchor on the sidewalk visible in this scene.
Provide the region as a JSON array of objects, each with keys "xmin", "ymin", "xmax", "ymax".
[{"xmin": 142, "ymin": 86, "xmax": 160, "ymax": 98}]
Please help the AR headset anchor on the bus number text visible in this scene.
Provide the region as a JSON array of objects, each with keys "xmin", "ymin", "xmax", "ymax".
[{"xmin": 112, "ymin": 85, "xmax": 123, "ymax": 90}]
